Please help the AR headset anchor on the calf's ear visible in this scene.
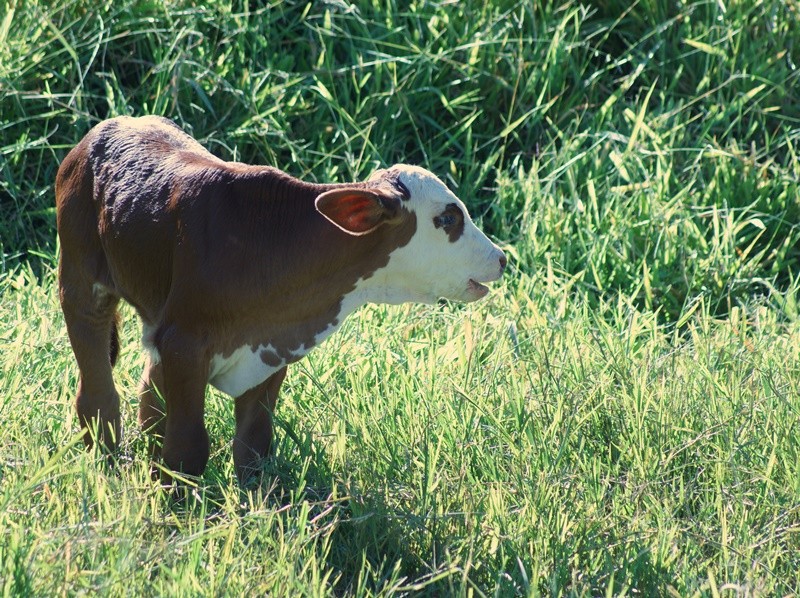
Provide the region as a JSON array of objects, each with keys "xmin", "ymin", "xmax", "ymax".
[{"xmin": 315, "ymin": 188, "xmax": 400, "ymax": 236}]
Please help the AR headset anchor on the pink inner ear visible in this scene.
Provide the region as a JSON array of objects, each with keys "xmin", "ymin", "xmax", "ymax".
[
  {"xmin": 316, "ymin": 189, "xmax": 388, "ymax": 235},
  {"xmin": 338, "ymin": 195, "xmax": 382, "ymax": 231}
]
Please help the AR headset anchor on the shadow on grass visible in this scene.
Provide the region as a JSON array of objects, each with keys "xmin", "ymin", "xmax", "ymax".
[
  {"xmin": 222, "ymin": 421, "xmax": 459, "ymax": 595},
  {"xmin": 123, "ymin": 414, "xmax": 448, "ymax": 593}
]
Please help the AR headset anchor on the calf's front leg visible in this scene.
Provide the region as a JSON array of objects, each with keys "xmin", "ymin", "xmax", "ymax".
[
  {"xmin": 157, "ymin": 327, "xmax": 210, "ymax": 478},
  {"xmin": 233, "ymin": 366, "xmax": 287, "ymax": 483}
]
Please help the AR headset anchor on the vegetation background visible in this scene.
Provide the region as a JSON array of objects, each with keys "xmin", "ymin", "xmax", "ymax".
[{"xmin": 1, "ymin": 0, "xmax": 799, "ymax": 595}]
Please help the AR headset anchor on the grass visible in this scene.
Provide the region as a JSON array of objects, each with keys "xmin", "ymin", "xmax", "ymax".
[{"xmin": 1, "ymin": 0, "xmax": 800, "ymax": 594}]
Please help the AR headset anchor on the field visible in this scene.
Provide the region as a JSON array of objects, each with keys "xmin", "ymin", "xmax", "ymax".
[{"xmin": 2, "ymin": 0, "xmax": 800, "ymax": 595}]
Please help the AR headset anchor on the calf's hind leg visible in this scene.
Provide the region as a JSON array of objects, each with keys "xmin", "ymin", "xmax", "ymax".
[{"xmin": 59, "ymin": 264, "xmax": 122, "ymax": 452}]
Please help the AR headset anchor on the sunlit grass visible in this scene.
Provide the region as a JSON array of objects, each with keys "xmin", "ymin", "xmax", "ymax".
[{"xmin": 2, "ymin": 265, "xmax": 798, "ymax": 594}]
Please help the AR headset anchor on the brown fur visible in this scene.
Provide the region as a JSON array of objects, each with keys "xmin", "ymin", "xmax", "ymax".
[{"xmin": 56, "ymin": 116, "xmax": 416, "ymax": 482}]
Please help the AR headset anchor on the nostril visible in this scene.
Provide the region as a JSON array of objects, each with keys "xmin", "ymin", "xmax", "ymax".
[{"xmin": 499, "ymin": 253, "xmax": 508, "ymax": 271}]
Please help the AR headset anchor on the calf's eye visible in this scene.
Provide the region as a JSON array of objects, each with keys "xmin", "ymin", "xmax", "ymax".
[
  {"xmin": 433, "ymin": 203, "xmax": 465, "ymax": 242},
  {"xmin": 434, "ymin": 214, "xmax": 457, "ymax": 228}
]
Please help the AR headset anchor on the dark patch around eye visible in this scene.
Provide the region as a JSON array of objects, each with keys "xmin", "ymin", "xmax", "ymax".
[{"xmin": 433, "ymin": 203, "xmax": 465, "ymax": 243}]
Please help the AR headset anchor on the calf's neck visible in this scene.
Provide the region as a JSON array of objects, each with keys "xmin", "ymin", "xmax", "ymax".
[{"xmin": 56, "ymin": 115, "xmax": 506, "ymax": 481}]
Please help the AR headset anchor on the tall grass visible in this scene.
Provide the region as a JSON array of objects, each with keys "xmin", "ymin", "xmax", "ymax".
[
  {"xmin": 3, "ymin": 0, "xmax": 799, "ymax": 317},
  {"xmin": 1, "ymin": 0, "xmax": 799, "ymax": 595}
]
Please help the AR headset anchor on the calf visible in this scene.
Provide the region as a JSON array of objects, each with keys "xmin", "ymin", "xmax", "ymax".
[{"xmin": 56, "ymin": 115, "xmax": 506, "ymax": 482}]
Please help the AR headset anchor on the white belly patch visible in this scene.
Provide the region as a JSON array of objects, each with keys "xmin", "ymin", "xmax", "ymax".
[
  {"xmin": 208, "ymin": 344, "xmax": 286, "ymax": 398},
  {"xmin": 192, "ymin": 288, "xmax": 365, "ymax": 398}
]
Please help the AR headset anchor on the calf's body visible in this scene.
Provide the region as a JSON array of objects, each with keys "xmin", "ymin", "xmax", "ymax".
[{"xmin": 56, "ymin": 115, "xmax": 506, "ymax": 481}]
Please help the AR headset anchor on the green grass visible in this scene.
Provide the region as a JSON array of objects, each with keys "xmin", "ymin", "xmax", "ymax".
[{"xmin": 2, "ymin": 0, "xmax": 800, "ymax": 595}]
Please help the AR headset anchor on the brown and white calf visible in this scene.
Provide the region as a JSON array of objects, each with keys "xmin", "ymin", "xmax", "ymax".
[{"xmin": 56, "ymin": 115, "xmax": 506, "ymax": 482}]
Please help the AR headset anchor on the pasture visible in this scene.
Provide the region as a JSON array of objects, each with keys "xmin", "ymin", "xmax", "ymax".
[{"xmin": 1, "ymin": 0, "xmax": 799, "ymax": 595}]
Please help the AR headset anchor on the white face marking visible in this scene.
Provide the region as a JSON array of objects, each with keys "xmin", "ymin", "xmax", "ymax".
[{"xmin": 364, "ymin": 164, "xmax": 506, "ymax": 304}]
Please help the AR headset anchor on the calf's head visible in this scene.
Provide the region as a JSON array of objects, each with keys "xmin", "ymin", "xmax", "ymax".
[{"xmin": 316, "ymin": 164, "xmax": 507, "ymax": 304}]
